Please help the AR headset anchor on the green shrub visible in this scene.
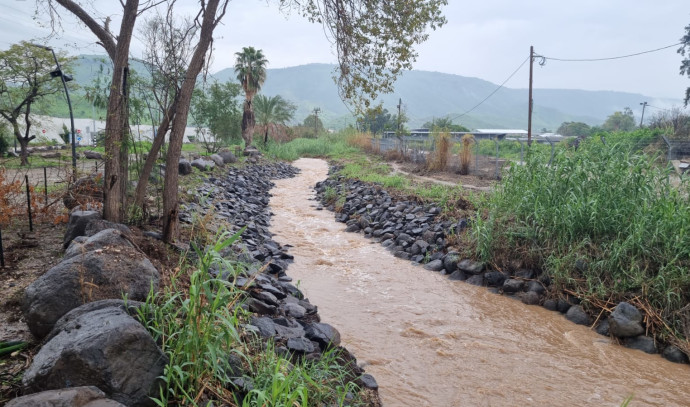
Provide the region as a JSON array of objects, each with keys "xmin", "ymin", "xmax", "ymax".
[{"xmin": 473, "ymin": 137, "xmax": 690, "ymax": 337}]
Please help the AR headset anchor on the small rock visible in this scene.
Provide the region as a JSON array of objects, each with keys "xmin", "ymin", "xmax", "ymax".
[
  {"xmin": 484, "ymin": 271, "xmax": 507, "ymax": 287},
  {"xmin": 662, "ymin": 345, "xmax": 689, "ymax": 364},
  {"xmin": 423, "ymin": 259, "xmax": 444, "ymax": 272},
  {"xmin": 520, "ymin": 291, "xmax": 540, "ymax": 305},
  {"xmin": 623, "ymin": 335, "xmax": 657, "ymax": 354},
  {"xmin": 502, "ymin": 279, "xmax": 525, "ymax": 294},
  {"xmin": 565, "ymin": 305, "xmax": 590, "ymax": 326},
  {"xmin": 457, "ymin": 259, "xmax": 484, "ymax": 274},
  {"xmin": 608, "ymin": 302, "xmax": 644, "ymax": 338},
  {"xmin": 359, "ymin": 374, "xmax": 378, "ymax": 390}
]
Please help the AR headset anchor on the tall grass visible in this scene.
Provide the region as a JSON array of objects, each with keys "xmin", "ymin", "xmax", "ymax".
[
  {"xmin": 459, "ymin": 134, "xmax": 474, "ymax": 175},
  {"xmin": 261, "ymin": 133, "xmax": 358, "ymax": 161},
  {"xmin": 138, "ymin": 228, "xmax": 246, "ymax": 405},
  {"xmin": 137, "ymin": 227, "xmax": 368, "ymax": 405},
  {"xmin": 473, "ymin": 138, "xmax": 690, "ymax": 337},
  {"xmin": 426, "ymin": 131, "xmax": 451, "ymax": 171}
]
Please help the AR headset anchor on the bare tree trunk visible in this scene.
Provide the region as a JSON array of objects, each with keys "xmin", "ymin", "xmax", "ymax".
[
  {"xmin": 162, "ymin": 0, "xmax": 227, "ymax": 243},
  {"xmin": 133, "ymin": 103, "xmax": 175, "ymax": 209},
  {"xmin": 54, "ymin": 0, "xmax": 138, "ymax": 223},
  {"xmin": 102, "ymin": 3, "xmax": 138, "ymax": 222}
]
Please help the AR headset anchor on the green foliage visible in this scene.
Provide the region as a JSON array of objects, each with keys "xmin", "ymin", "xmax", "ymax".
[
  {"xmin": 190, "ymin": 81, "xmax": 243, "ymax": 151},
  {"xmin": 60, "ymin": 124, "xmax": 70, "ymax": 144},
  {"xmin": 302, "ymin": 113, "xmax": 325, "ymax": 137},
  {"xmin": 679, "ymin": 22, "xmax": 690, "ymax": 106},
  {"xmin": 138, "ymin": 228, "xmax": 245, "ymax": 406},
  {"xmin": 242, "ymin": 345, "xmax": 362, "ymax": 407},
  {"xmin": 235, "ymin": 47, "xmax": 268, "ymax": 99},
  {"xmin": 473, "ymin": 137, "xmax": 690, "ymax": 337},
  {"xmin": 356, "ymin": 106, "xmax": 400, "ymax": 134},
  {"xmin": 261, "ymin": 134, "xmax": 357, "ymax": 161},
  {"xmin": 0, "ymin": 42, "xmax": 75, "ymax": 142},
  {"xmin": 0, "ymin": 122, "xmax": 11, "ymax": 155},
  {"xmin": 557, "ymin": 121, "xmax": 592, "ymax": 138},
  {"xmin": 602, "ymin": 107, "xmax": 636, "ymax": 132},
  {"xmin": 280, "ymin": 0, "xmax": 447, "ymax": 111},
  {"xmin": 255, "ymin": 94, "xmax": 297, "ymax": 144},
  {"xmin": 422, "ymin": 117, "xmax": 470, "ymax": 132}
]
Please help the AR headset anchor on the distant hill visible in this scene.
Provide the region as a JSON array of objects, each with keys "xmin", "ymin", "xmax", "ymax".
[{"xmin": 68, "ymin": 57, "xmax": 682, "ymax": 131}]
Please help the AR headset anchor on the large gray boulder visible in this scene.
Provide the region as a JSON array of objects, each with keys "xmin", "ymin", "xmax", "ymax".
[
  {"xmin": 64, "ymin": 229, "xmax": 134, "ymax": 260},
  {"xmin": 22, "ymin": 304, "xmax": 166, "ymax": 407},
  {"xmin": 218, "ymin": 150, "xmax": 237, "ymax": 164},
  {"xmin": 178, "ymin": 159, "xmax": 192, "ymax": 175},
  {"xmin": 83, "ymin": 150, "xmax": 103, "ymax": 160},
  {"xmin": 209, "ymin": 154, "xmax": 225, "ymax": 167},
  {"xmin": 63, "ymin": 211, "xmax": 102, "ymax": 249},
  {"xmin": 608, "ymin": 302, "xmax": 644, "ymax": 338},
  {"xmin": 22, "ymin": 246, "xmax": 159, "ymax": 338},
  {"xmin": 6, "ymin": 386, "xmax": 125, "ymax": 407},
  {"xmin": 191, "ymin": 158, "xmax": 214, "ymax": 171}
]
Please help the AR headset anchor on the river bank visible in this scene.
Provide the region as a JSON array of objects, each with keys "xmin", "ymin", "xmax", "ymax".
[{"xmin": 270, "ymin": 158, "xmax": 690, "ymax": 406}]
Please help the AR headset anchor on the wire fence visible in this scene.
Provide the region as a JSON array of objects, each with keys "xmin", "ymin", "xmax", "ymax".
[{"xmin": 371, "ymin": 133, "xmax": 686, "ymax": 180}]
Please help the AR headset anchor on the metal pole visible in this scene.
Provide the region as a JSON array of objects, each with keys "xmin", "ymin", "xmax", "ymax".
[
  {"xmin": 25, "ymin": 175, "xmax": 33, "ymax": 232},
  {"xmin": 50, "ymin": 48, "xmax": 76, "ymax": 174},
  {"xmin": 30, "ymin": 44, "xmax": 76, "ymax": 174},
  {"xmin": 0, "ymin": 225, "xmax": 4, "ymax": 267},
  {"xmin": 639, "ymin": 101, "xmax": 648, "ymax": 127},
  {"xmin": 43, "ymin": 167, "xmax": 48, "ymax": 208},
  {"xmin": 528, "ymin": 45, "xmax": 534, "ymax": 147}
]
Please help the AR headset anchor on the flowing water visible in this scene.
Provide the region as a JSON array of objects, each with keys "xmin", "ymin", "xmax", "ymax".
[{"xmin": 269, "ymin": 158, "xmax": 690, "ymax": 406}]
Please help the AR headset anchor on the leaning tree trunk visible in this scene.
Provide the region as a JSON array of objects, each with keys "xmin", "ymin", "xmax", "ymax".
[
  {"xmin": 241, "ymin": 100, "xmax": 255, "ymax": 148},
  {"xmin": 101, "ymin": 1, "xmax": 139, "ymax": 223},
  {"xmin": 133, "ymin": 102, "xmax": 175, "ymax": 209},
  {"xmin": 162, "ymin": 0, "xmax": 224, "ymax": 243}
]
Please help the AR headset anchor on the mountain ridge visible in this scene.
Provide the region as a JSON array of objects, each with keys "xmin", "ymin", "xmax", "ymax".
[{"xmin": 71, "ymin": 57, "xmax": 683, "ymax": 130}]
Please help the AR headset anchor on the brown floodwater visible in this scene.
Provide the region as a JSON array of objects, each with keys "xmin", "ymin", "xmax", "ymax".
[{"xmin": 269, "ymin": 158, "xmax": 690, "ymax": 407}]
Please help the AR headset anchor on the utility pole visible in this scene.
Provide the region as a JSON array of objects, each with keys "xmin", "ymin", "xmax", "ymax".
[
  {"xmin": 639, "ymin": 101, "xmax": 648, "ymax": 127},
  {"xmin": 313, "ymin": 107, "xmax": 321, "ymax": 137},
  {"xmin": 397, "ymin": 98, "xmax": 402, "ymax": 137},
  {"xmin": 527, "ymin": 45, "xmax": 534, "ymax": 146}
]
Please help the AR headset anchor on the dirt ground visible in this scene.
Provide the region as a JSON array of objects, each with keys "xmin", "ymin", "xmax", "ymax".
[{"xmin": 391, "ymin": 154, "xmax": 505, "ymax": 191}]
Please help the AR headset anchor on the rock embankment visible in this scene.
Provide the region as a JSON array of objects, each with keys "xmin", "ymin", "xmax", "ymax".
[
  {"xmin": 315, "ymin": 169, "xmax": 689, "ymax": 365},
  {"xmin": 11, "ymin": 161, "xmax": 380, "ymax": 406}
]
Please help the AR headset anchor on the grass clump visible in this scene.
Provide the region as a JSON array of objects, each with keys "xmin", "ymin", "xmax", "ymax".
[
  {"xmin": 473, "ymin": 137, "xmax": 690, "ymax": 339},
  {"xmin": 261, "ymin": 133, "xmax": 358, "ymax": 161},
  {"xmin": 137, "ymin": 226, "xmax": 370, "ymax": 406}
]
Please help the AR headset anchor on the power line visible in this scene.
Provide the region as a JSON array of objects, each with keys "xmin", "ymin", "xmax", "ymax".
[
  {"xmin": 449, "ymin": 55, "xmax": 530, "ymax": 121},
  {"xmin": 541, "ymin": 42, "xmax": 682, "ymax": 63}
]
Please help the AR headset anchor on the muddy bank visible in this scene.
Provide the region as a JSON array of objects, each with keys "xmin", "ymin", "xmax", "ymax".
[{"xmin": 269, "ymin": 158, "xmax": 690, "ymax": 406}]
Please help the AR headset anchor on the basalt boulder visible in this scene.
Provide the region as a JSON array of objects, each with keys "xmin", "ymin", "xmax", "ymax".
[{"xmin": 22, "ymin": 245, "xmax": 159, "ymax": 338}]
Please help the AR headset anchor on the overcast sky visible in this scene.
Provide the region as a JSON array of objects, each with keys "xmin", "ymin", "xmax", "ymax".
[{"xmin": 2, "ymin": 0, "xmax": 689, "ymax": 103}]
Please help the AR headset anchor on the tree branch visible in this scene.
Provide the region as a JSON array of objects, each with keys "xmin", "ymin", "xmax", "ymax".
[{"xmin": 54, "ymin": 0, "xmax": 118, "ymax": 59}]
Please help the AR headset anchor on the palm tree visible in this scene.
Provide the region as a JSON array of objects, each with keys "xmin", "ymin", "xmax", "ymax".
[
  {"xmin": 254, "ymin": 94, "xmax": 297, "ymax": 145},
  {"xmin": 234, "ymin": 46, "xmax": 268, "ymax": 148}
]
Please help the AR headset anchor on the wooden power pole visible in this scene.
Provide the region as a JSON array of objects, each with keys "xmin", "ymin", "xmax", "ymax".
[{"xmin": 528, "ymin": 45, "xmax": 534, "ymax": 146}]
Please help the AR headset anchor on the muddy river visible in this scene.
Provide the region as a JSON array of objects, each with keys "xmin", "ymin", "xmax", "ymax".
[{"xmin": 269, "ymin": 158, "xmax": 690, "ymax": 406}]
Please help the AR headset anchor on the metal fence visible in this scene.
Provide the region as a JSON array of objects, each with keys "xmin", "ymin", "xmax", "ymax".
[{"xmin": 370, "ymin": 133, "xmax": 684, "ymax": 180}]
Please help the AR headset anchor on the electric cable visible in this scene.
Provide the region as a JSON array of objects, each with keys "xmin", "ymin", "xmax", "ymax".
[
  {"xmin": 542, "ymin": 42, "xmax": 682, "ymax": 63},
  {"xmin": 449, "ymin": 55, "xmax": 530, "ymax": 121}
]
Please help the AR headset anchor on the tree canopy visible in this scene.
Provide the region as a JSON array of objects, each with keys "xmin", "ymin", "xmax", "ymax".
[
  {"xmin": 0, "ymin": 41, "xmax": 74, "ymax": 165},
  {"xmin": 191, "ymin": 81, "xmax": 242, "ymax": 151},
  {"xmin": 254, "ymin": 94, "xmax": 297, "ymax": 144},
  {"xmin": 601, "ymin": 108, "xmax": 636, "ymax": 132},
  {"xmin": 679, "ymin": 23, "xmax": 690, "ymax": 106},
  {"xmin": 280, "ymin": 0, "xmax": 447, "ymax": 111},
  {"xmin": 557, "ymin": 121, "xmax": 592, "ymax": 138},
  {"xmin": 235, "ymin": 46, "xmax": 268, "ymax": 147},
  {"xmin": 422, "ymin": 117, "xmax": 469, "ymax": 132}
]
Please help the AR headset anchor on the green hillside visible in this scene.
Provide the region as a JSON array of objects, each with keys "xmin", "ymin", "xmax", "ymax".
[{"xmin": 44, "ymin": 56, "xmax": 682, "ymax": 131}]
